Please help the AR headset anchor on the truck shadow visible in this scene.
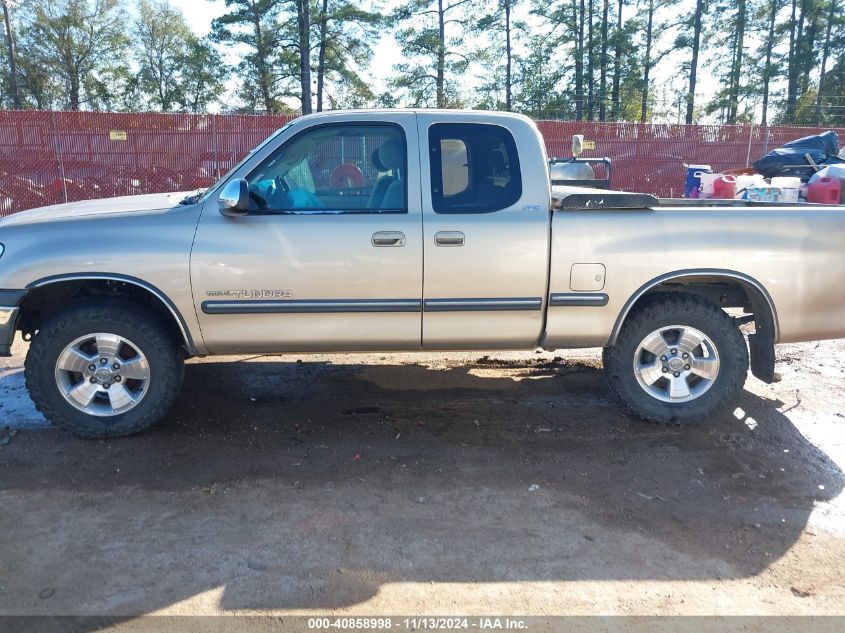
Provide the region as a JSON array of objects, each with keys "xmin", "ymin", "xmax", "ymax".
[{"xmin": 0, "ymin": 355, "xmax": 842, "ymax": 615}]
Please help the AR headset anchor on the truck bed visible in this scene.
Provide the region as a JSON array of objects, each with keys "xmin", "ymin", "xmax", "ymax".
[
  {"xmin": 551, "ymin": 185, "xmax": 845, "ymax": 211},
  {"xmin": 545, "ymin": 194, "xmax": 845, "ymax": 350}
]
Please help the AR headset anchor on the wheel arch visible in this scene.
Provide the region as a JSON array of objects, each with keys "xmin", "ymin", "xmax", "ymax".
[
  {"xmin": 609, "ymin": 269, "xmax": 780, "ymax": 346},
  {"xmin": 21, "ymin": 273, "xmax": 197, "ymax": 356}
]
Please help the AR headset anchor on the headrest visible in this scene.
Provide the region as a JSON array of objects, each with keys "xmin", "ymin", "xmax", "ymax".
[
  {"xmin": 377, "ymin": 140, "xmax": 403, "ymax": 171},
  {"xmin": 491, "ymin": 149, "xmax": 506, "ymax": 173},
  {"xmin": 371, "ymin": 148, "xmax": 386, "ymax": 172}
]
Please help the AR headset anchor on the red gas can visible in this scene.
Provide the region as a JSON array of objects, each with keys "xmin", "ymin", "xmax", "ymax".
[
  {"xmin": 807, "ymin": 177, "xmax": 842, "ymax": 204},
  {"xmin": 712, "ymin": 175, "xmax": 737, "ymax": 199}
]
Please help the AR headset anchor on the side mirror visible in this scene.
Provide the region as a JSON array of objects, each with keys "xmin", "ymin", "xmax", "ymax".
[{"xmin": 218, "ymin": 178, "xmax": 249, "ymax": 216}]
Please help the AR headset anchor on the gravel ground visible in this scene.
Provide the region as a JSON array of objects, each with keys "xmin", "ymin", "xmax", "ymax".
[{"xmin": 1, "ymin": 336, "xmax": 844, "ymax": 618}]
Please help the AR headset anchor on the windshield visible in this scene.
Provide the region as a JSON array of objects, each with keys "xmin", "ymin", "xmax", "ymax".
[{"xmin": 198, "ymin": 122, "xmax": 295, "ymax": 204}]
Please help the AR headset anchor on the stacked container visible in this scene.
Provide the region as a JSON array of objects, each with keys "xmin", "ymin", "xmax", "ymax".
[
  {"xmin": 807, "ymin": 178, "xmax": 842, "ymax": 204},
  {"xmin": 684, "ymin": 165, "xmax": 712, "ymax": 198}
]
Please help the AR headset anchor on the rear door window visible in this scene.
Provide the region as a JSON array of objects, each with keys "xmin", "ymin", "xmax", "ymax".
[{"xmin": 429, "ymin": 123, "xmax": 522, "ymax": 214}]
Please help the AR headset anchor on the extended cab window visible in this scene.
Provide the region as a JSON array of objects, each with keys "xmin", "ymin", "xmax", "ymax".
[
  {"xmin": 246, "ymin": 124, "xmax": 407, "ymax": 214},
  {"xmin": 429, "ymin": 123, "xmax": 522, "ymax": 214}
]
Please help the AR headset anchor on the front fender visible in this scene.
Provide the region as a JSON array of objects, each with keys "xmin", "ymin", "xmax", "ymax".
[{"xmin": 0, "ymin": 203, "xmax": 206, "ymax": 354}]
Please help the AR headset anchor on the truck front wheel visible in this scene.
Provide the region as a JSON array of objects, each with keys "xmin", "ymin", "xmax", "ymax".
[
  {"xmin": 604, "ymin": 295, "xmax": 749, "ymax": 424},
  {"xmin": 25, "ymin": 300, "xmax": 185, "ymax": 438}
]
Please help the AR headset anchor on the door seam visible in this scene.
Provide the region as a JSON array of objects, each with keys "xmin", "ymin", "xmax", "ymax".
[{"xmin": 416, "ymin": 112, "xmax": 426, "ymax": 349}]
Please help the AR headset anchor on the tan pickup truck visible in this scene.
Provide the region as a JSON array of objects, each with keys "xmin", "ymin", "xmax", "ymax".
[{"xmin": 1, "ymin": 109, "xmax": 844, "ymax": 438}]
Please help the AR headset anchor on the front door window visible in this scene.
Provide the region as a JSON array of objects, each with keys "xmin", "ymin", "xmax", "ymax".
[{"xmin": 245, "ymin": 124, "xmax": 407, "ymax": 214}]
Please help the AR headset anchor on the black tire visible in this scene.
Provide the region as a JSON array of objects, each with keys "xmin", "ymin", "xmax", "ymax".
[
  {"xmin": 604, "ymin": 294, "xmax": 749, "ymax": 424},
  {"xmin": 25, "ymin": 299, "xmax": 184, "ymax": 438}
]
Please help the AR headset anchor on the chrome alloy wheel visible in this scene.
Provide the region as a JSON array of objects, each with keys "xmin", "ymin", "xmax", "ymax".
[
  {"xmin": 54, "ymin": 333, "xmax": 151, "ymax": 416},
  {"xmin": 632, "ymin": 324, "xmax": 720, "ymax": 403}
]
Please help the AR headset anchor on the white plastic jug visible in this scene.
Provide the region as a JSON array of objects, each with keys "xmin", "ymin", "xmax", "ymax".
[
  {"xmin": 810, "ymin": 164, "xmax": 845, "ymax": 182},
  {"xmin": 771, "ymin": 176, "xmax": 801, "ymax": 203},
  {"xmin": 699, "ymin": 173, "xmax": 723, "ymax": 198},
  {"xmin": 771, "ymin": 176, "xmax": 801, "ymax": 189},
  {"xmin": 735, "ymin": 174, "xmax": 765, "ymax": 198}
]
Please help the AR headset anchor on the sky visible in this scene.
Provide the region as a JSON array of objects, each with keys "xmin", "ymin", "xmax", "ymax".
[{"xmin": 169, "ymin": 0, "xmax": 728, "ymax": 122}]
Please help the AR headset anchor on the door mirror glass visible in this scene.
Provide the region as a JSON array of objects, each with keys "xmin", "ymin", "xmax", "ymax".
[{"xmin": 218, "ymin": 178, "xmax": 249, "ymax": 216}]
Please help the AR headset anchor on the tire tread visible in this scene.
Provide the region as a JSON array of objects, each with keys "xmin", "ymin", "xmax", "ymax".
[
  {"xmin": 604, "ymin": 294, "xmax": 749, "ymax": 425},
  {"xmin": 25, "ymin": 299, "xmax": 184, "ymax": 438}
]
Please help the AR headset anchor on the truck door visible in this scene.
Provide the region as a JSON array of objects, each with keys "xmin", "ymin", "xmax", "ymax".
[
  {"xmin": 191, "ymin": 115, "xmax": 423, "ymax": 353},
  {"xmin": 416, "ymin": 114, "xmax": 552, "ymax": 349}
]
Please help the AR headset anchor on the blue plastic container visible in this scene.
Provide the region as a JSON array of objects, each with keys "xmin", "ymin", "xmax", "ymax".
[{"xmin": 685, "ymin": 164, "xmax": 712, "ymax": 198}]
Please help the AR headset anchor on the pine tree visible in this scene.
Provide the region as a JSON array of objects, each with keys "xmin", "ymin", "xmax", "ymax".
[
  {"xmin": 135, "ymin": 0, "xmax": 226, "ymax": 112},
  {"xmin": 211, "ymin": 0, "xmax": 293, "ymax": 114},
  {"xmin": 754, "ymin": 0, "xmax": 786, "ymax": 125},
  {"xmin": 473, "ymin": 0, "xmax": 520, "ymax": 111},
  {"xmin": 390, "ymin": 0, "xmax": 477, "ymax": 107},
  {"xmin": 314, "ymin": 0, "xmax": 382, "ymax": 111},
  {"xmin": 20, "ymin": 0, "xmax": 130, "ymax": 110}
]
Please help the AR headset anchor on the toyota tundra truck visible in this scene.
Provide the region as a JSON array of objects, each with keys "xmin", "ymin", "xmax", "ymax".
[{"xmin": 1, "ymin": 109, "xmax": 844, "ymax": 438}]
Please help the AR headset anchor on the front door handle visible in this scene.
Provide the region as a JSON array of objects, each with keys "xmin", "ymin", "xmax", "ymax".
[
  {"xmin": 372, "ymin": 231, "xmax": 406, "ymax": 247},
  {"xmin": 434, "ymin": 231, "xmax": 465, "ymax": 246}
]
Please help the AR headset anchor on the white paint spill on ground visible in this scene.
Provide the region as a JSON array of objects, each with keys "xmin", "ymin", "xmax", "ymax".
[{"xmin": 0, "ymin": 367, "xmax": 48, "ymax": 429}]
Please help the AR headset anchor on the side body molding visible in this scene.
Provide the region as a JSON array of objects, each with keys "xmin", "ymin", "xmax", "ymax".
[{"xmin": 26, "ymin": 273, "xmax": 199, "ymax": 355}]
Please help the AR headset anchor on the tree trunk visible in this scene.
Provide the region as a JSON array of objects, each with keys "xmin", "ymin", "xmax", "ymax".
[
  {"xmin": 798, "ymin": 3, "xmax": 816, "ymax": 97},
  {"xmin": 640, "ymin": 0, "xmax": 653, "ymax": 122},
  {"xmin": 1, "ymin": 1, "xmax": 20, "ymax": 109},
  {"xmin": 786, "ymin": 0, "xmax": 801, "ymax": 122},
  {"xmin": 599, "ymin": 0, "xmax": 608, "ymax": 121},
  {"xmin": 69, "ymin": 71, "xmax": 80, "ymax": 110},
  {"xmin": 814, "ymin": 0, "xmax": 835, "ymax": 123},
  {"xmin": 316, "ymin": 0, "xmax": 329, "ymax": 112},
  {"xmin": 727, "ymin": 0, "xmax": 745, "ymax": 123},
  {"xmin": 587, "ymin": 0, "xmax": 594, "ymax": 120},
  {"xmin": 157, "ymin": 53, "xmax": 169, "ymax": 111},
  {"xmin": 685, "ymin": 0, "xmax": 703, "ymax": 124},
  {"xmin": 251, "ymin": 9, "xmax": 273, "ymax": 114},
  {"xmin": 436, "ymin": 0, "xmax": 445, "ymax": 107},
  {"xmin": 160, "ymin": 85, "xmax": 169, "ymax": 112},
  {"xmin": 610, "ymin": 0, "xmax": 622, "ymax": 120},
  {"xmin": 505, "ymin": 0, "xmax": 512, "ymax": 111},
  {"xmin": 575, "ymin": 0, "xmax": 584, "ymax": 120},
  {"xmin": 298, "ymin": 0, "xmax": 312, "ymax": 114},
  {"xmin": 761, "ymin": 0, "xmax": 777, "ymax": 125}
]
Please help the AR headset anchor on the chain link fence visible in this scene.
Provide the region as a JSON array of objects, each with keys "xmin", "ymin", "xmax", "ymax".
[
  {"xmin": 0, "ymin": 111, "xmax": 293, "ymax": 217},
  {"xmin": 1, "ymin": 110, "xmax": 842, "ymax": 216},
  {"xmin": 538, "ymin": 120, "xmax": 845, "ymax": 197}
]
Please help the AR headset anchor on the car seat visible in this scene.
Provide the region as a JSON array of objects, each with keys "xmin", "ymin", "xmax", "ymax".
[{"xmin": 367, "ymin": 140, "xmax": 404, "ymax": 209}]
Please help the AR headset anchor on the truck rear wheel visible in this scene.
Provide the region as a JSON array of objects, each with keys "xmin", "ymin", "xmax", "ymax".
[
  {"xmin": 604, "ymin": 294, "xmax": 749, "ymax": 424},
  {"xmin": 25, "ymin": 300, "xmax": 184, "ymax": 438}
]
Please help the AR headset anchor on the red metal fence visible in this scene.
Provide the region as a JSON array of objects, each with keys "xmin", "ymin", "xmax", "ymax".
[{"xmin": 1, "ymin": 110, "xmax": 842, "ymax": 216}]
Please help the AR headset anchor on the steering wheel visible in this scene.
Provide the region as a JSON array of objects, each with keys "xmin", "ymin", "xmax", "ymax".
[{"xmin": 249, "ymin": 190, "xmax": 268, "ymax": 209}]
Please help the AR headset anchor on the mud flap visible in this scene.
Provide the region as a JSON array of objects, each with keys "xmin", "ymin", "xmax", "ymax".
[{"xmin": 749, "ymin": 330, "xmax": 775, "ymax": 383}]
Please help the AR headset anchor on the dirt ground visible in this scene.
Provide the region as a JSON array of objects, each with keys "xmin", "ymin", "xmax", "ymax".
[{"xmin": 1, "ymin": 335, "xmax": 844, "ymax": 619}]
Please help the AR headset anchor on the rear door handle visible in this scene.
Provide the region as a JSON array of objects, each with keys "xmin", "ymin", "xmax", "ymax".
[
  {"xmin": 434, "ymin": 231, "xmax": 465, "ymax": 246},
  {"xmin": 372, "ymin": 231, "xmax": 406, "ymax": 247}
]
